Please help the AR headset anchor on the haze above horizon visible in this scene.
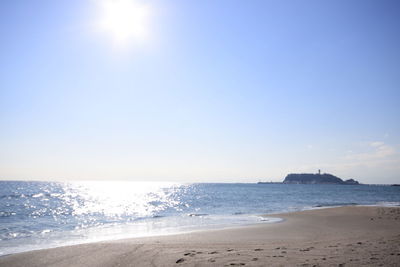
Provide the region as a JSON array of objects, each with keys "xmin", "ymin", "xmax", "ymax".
[{"xmin": 1, "ymin": 0, "xmax": 399, "ymax": 183}]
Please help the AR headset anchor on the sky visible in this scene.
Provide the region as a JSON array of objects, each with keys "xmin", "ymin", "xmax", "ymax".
[{"xmin": 0, "ymin": 0, "xmax": 399, "ymax": 183}]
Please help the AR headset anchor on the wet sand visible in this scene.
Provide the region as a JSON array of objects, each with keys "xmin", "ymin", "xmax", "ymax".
[{"xmin": 1, "ymin": 206, "xmax": 399, "ymax": 266}]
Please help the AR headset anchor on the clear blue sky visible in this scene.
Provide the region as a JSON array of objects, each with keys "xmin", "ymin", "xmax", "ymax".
[{"xmin": 1, "ymin": 0, "xmax": 399, "ymax": 183}]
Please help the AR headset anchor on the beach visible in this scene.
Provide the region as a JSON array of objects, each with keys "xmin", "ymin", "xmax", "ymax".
[{"xmin": 1, "ymin": 206, "xmax": 399, "ymax": 266}]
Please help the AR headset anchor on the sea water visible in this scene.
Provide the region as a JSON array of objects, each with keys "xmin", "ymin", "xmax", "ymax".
[{"xmin": 1, "ymin": 181, "xmax": 399, "ymax": 256}]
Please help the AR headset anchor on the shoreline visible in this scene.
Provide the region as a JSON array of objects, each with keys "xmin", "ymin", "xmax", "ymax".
[
  {"xmin": 2, "ymin": 204, "xmax": 395, "ymax": 258},
  {"xmin": 1, "ymin": 206, "xmax": 400, "ymax": 266}
]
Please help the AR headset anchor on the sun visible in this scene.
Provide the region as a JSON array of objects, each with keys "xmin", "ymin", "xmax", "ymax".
[{"xmin": 97, "ymin": 0, "xmax": 150, "ymax": 46}]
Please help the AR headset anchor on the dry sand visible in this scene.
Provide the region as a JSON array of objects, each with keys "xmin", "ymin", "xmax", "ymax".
[{"xmin": 1, "ymin": 206, "xmax": 400, "ymax": 266}]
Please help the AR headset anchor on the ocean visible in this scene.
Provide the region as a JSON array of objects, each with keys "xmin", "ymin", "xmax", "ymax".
[{"xmin": 1, "ymin": 181, "xmax": 399, "ymax": 256}]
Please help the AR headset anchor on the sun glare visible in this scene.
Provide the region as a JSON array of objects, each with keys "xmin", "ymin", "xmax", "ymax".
[{"xmin": 97, "ymin": 0, "xmax": 150, "ymax": 46}]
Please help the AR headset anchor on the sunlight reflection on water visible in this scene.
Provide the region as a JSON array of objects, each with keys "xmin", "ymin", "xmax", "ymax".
[{"xmin": 62, "ymin": 181, "xmax": 183, "ymax": 219}]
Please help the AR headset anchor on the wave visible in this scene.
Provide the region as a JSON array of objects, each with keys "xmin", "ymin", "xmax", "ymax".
[
  {"xmin": 188, "ymin": 213, "xmax": 208, "ymax": 217},
  {"xmin": 313, "ymin": 202, "xmax": 358, "ymax": 208},
  {"xmin": 0, "ymin": 192, "xmax": 55, "ymax": 199},
  {"xmin": 367, "ymin": 201, "xmax": 400, "ymax": 207},
  {"xmin": 0, "ymin": 211, "xmax": 16, "ymax": 217}
]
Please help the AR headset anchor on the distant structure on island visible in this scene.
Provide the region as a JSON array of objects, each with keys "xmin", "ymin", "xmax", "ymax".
[
  {"xmin": 258, "ymin": 171, "xmax": 360, "ymax": 185},
  {"xmin": 283, "ymin": 172, "xmax": 359, "ymax": 185}
]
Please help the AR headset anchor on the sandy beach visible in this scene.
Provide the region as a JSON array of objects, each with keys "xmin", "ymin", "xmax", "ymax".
[{"xmin": 1, "ymin": 206, "xmax": 399, "ymax": 267}]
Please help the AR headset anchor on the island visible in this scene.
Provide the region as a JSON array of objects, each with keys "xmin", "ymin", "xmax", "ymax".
[
  {"xmin": 258, "ymin": 170, "xmax": 360, "ymax": 185},
  {"xmin": 283, "ymin": 172, "xmax": 359, "ymax": 185}
]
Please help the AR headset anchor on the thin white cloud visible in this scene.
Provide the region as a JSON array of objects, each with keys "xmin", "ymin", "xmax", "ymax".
[
  {"xmin": 370, "ymin": 141, "xmax": 385, "ymax": 147},
  {"xmin": 345, "ymin": 141, "xmax": 396, "ymax": 161}
]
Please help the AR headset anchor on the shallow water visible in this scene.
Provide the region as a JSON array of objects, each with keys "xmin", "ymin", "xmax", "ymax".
[{"xmin": 1, "ymin": 181, "xmax": 399, "ymax": 256}]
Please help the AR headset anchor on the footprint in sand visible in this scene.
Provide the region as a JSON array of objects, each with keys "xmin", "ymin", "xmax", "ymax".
[
  {"xmin": 184, "ymin": 252, "xmax": 196, "ymax": 257},
  {"xmin": 176, "ymin": 258, "xmax": 185, "ymax": 264}
]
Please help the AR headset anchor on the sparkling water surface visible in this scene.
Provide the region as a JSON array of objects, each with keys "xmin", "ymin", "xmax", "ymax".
[{"xmin": 1, "ymin": 181, "xmax": 399, "ymax": 256}]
